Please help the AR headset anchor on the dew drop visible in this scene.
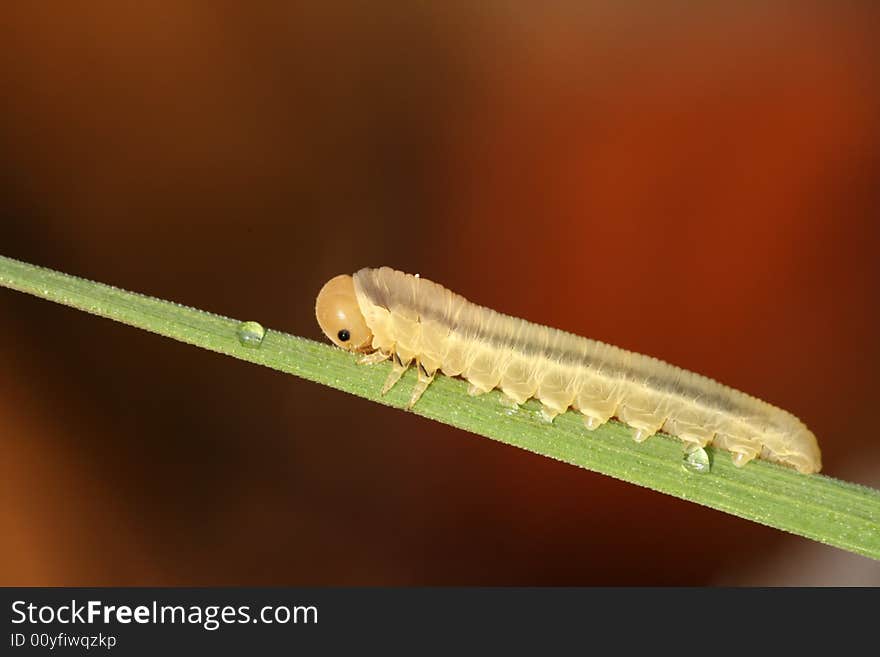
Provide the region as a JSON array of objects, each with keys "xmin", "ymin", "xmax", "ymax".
[
  {"xmin": 682, "ymin": 445, "xmax": 711, "ymax": 474},
  {"xmin": 236, "ymin": 321, "xmax": 266, "ymax": 348}
]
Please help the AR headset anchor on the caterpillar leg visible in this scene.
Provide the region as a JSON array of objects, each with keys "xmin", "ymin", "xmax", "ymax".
[
  {"xmin": 581, "ymin": 414, "xmax": 610, "ymax": 431},
  {"xmin": 576, "ymin": 389, "xmax": 621, "ymax": 432},
  {"xmin": 630, "ymin": 427, "xmax": 657, "ymax": 444},
  {"xmin": 729, "ymin": 445, "xmax": 759, "ymax": 468},
  {"xmin": 498, "ymin": 394, "xmax": 520, "ymax": 412},
  {"xmin": 713, "ymin": 432, "xmax": 761, "ymax": 468},
  {"xmin": 382, "ymin": 352, "xmax": 411, "ymax": 395},
  {"xmin": 358, "ymin": 349, "xmax": 391, "ymax": 365},
  {"xmin": 539, "ymin": 405, "xmax": 561, "ymax": 423},
  {"xmin": 712, "ymin": 432, "xmax": 761, "ymax": 468},
  {"xmin": 663, "ymin": 417, "xmax": 714, "ymax": 449},
  {"xmin": 618, "ymin": 405, "xmax": 666, "ymax": 444},
  {"xmin": 407, "ymin": 361, "xmax": 436, "ymax": 409}
]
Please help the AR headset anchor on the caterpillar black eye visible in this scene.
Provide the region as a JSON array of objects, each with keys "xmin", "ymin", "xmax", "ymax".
[{"xmin": 337, "ymin": 329, "xmax": 350, "ymax": 342}]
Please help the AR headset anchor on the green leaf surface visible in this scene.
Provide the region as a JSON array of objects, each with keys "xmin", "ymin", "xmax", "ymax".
[{"xmin": 2, "ymin": 254, "xmax": 878, "ymax": 560}]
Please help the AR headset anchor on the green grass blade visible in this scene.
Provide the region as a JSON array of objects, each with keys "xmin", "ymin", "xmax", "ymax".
[{"xmin": 2, "ymin": 254, "xmax": 878, "ymax": 560}]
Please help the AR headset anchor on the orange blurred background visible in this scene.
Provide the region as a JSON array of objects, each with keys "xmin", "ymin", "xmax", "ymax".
[{"xmin": 1, "ymin": 3, "xmax": 878, "ymax": 585}]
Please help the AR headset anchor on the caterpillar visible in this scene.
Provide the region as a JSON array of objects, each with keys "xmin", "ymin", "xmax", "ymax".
[{"xmin": 315, "ymin": 267, "xmax": 822, "ymax": 474}]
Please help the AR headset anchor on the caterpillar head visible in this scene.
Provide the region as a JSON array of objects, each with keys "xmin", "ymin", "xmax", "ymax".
[{"xmin": 315, "ymin": 274, "xmax": 373, "ymax": 351}]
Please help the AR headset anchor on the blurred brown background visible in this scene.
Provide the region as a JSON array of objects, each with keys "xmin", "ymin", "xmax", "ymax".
[{"xmin": 2, "ymin": 3, "xmax": 879, "ymax": 585}]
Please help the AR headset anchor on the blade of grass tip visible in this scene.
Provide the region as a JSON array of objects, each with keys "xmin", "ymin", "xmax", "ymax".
[{"xmin": 1, "ymin": 253, "xmax": 879, "ymax": 560}]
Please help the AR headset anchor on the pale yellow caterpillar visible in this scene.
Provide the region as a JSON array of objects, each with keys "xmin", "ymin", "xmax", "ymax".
[{"xmin": 315, "ymin": 267, "xmax": 822, "ymax": 474}]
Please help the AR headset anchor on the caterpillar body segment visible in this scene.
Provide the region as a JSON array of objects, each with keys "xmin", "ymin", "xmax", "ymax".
[{"xmin": 315, "ymin": 267, "xmax": 822, "ymax": 474}]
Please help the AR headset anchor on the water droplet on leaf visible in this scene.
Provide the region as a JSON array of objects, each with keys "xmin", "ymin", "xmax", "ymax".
[
  {"xmin": 237, "ymin": 321, "xmax": 265, "ymax": 348},
  {"xmin": 682, "ymin": 445, "xmax": 711, "ymax": 474}
]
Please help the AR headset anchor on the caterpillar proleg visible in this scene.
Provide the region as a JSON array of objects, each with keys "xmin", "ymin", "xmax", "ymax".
[{"xmin": 315, "ymin": 267, "xmax": 822, "ymax": 474}]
